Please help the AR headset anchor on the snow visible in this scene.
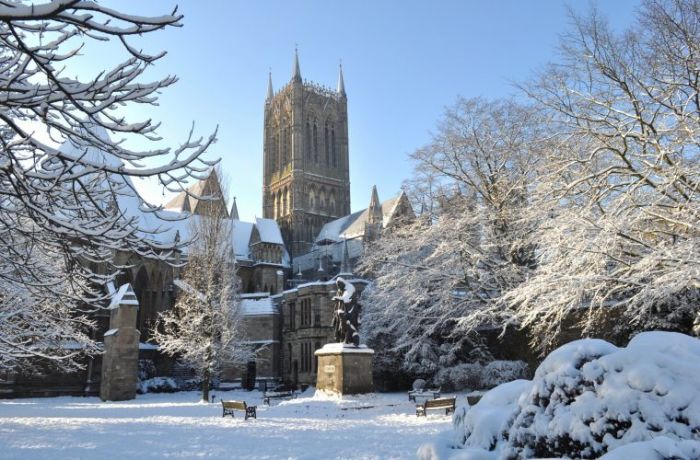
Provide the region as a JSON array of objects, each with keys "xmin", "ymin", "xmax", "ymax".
[
  {"xmin": 315, "ymin": 343, "xmax": 375, "ymax": 355},
  {"xmin": 333, "ymin": 276, "xmax": 356, "ymax": 303},
  {"xmin": 231, "ymin": 219, "xmax": 254, "ymax": 259},
  {"xmin": 239, "ymin": 297, "xmax": 278, "ymax": 316},
  {"xmin": 254, "ymin": 217, "xmax": 284, "ymax": 245},
  {"xmin": 0, "ymin": 390, "xmax": 452, "ymax": 459},
  {"xmin": 442, "ymin": 331, "xmax": 700, "ymax": 459}
]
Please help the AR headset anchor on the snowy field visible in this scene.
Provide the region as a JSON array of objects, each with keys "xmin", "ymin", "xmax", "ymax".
[{"xmin": 0, "ymin": 389, "xmax": 453, "ymax": 459}]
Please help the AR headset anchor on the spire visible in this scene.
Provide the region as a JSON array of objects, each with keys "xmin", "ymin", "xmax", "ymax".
[
  {"xmin": 266, "ymin": 70, "xmax": 273, "ymax": 100},
  {"xmin": 230, "ymin": 196, "xmax": 239, "ymax": 220},
  {"xmin": 292, "ymin": 47, "xmax": 301, "ymax": 82},
  {"xmin": 368, "ymin": 185, "xmax": 383, "ymax": 224},
  {"xmin": 337, "ymin": 62, "xmax": 345, "ymax": 95}
]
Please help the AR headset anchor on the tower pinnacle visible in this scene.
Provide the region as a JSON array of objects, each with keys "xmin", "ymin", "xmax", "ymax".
[
  {"xmin": 292, "ymin": 47, "xmax": 301, "ymax": 82},
  {"xmin": 230, "ymin": 196, "xmax": 240, "ymax": 220},
  {"xmin": 267, "ymin": 70, "xmax": 273, "ymax": 100},
  {"xmin": 337, "ymin": 62, "xmax": 345, "ymax": 95}
]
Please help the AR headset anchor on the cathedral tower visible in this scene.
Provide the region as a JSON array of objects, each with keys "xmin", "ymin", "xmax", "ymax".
[{"xmin": 263, "ymin": 51, "xmax": 351, "ymax": 258}]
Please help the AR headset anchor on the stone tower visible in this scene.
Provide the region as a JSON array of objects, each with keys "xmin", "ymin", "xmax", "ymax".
[{"xmin": 263, "ymin": 51, "xmax": 350, "ymax": 258}]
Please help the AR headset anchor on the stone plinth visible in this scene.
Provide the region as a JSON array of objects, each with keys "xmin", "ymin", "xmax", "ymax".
[
  {"xmin": 100, "ymin": 283, "xmax": 140, "ymax": 401},
  {"xmin": 315, "ymin": 343, "xmax": 374, "ymax": 395}
]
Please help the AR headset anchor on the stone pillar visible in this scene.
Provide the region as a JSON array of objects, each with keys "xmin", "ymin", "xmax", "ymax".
[
  {"xmin": 100, "ymin": 283, "xmax": 140, "ymax": 401},
  {"xmin": 315, "ymin": 343, "xmax": 374, "ymax": 395}
]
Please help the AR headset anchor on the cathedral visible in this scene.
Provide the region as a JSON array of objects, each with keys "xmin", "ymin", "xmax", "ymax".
[{"xmin": 0, "ymin": 52, "xmax": 414, "ymax": 397}]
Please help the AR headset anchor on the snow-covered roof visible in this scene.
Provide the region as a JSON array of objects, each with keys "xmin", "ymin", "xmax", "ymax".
[
  {"xmin": 315, "ymin": 193, "xmax": 412, "ymax": 244},
  {"xmin": 231, "ymin": 220, "xmax": 254, "ymax": 259},
  {"xmin": 240, "ymin": 297, "xmax": 278, "ymax": 316},
  {"xmin": 255, "ymin": 217, "xmax": 284, "ymax": 245},
  {"xmin": 293, "ymin": 237, "xmax": 364, "ymax": 273}
]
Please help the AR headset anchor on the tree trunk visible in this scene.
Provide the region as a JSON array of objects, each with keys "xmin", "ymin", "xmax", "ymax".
[{"xmin": 202, "ymin": 367, "xmax": 211, "ymax": 403}]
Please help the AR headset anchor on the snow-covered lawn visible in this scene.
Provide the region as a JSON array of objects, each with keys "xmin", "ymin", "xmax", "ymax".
[{"xmin": 0, "ymin": 389, "xmax": 453, "ymax": 459}]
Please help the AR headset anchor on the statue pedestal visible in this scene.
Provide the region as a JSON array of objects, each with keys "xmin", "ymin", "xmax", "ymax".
[{"xmin": 315, "ymin": 343, "xmax": 374, "ymax": 395}]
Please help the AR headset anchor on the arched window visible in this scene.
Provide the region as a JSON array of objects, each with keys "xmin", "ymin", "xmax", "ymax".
[
  {"xmin": 332, "ymin": 128, "xmax": 337, "ymax": 167},
  {"xmin": 282, "ymin": 126, "xmax": 289, "ymax": 166},
  {"xmin": 324, "ymin": 121, "xmax": 330, "ymax": 166},
  {"xmin": 319, "ymin": 189, "xmax": 326, "ymax": 213},
  {"xmin": 329, "ymin": 190, "xmax": 336, "ymax": 215},
  {"xmin": 313, "ymin": 120, "xmax": 318, "ymax": 163},
  {"xmin": 305, "ymin": 120, "xmax": 311, "ymax": 160},
  {"xmin": 309, "ymin": 187, "xmax": 316, "ymax": 211}
]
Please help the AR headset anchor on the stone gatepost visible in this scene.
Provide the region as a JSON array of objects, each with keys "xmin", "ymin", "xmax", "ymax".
[
  {"xmin": 315, "ymin": 344, "xmax": 374, "ymax": 395},
  {"xmin": 100, "ymin": 283, "xmax": 140, "ymax": 401}
]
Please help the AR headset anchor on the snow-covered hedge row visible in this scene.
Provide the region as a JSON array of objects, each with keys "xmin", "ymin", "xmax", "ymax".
[
  {"xmin": 450, "ymin": 332, "xmax": 700, "ymax": 459},
  {"xmin": 433, "ymin": 360, "xmax": 529, "ymax": 391},
  {"xmin": 137, "ymin": 377, "xmax": 178, "ymax": 394}
]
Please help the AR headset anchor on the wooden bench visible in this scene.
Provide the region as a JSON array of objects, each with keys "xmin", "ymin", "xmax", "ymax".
[
  {"xmin": 221, "ymin": 400, "xmax": 256, "ymax": 420},
  {"xmin": 408, "ymin": 388, "xmax": 441, "ymax": 402},
  {"xmin": 263, "ymin": 390, "xmax": 295, "ymax": 406},
  {"xmin": 416, "ymin": 397, "xmax": 456, "ymax": 416}
]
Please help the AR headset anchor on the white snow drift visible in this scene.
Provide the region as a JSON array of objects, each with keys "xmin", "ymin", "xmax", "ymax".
[{"xmin": 440, "ymin": 331, "xmax": 700, "ymax": 459}]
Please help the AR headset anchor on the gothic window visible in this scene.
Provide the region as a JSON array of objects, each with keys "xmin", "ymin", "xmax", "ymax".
[
  {"xmin": 313, "ymin": 120, "xmax": 318, "ymax": 163},
  {"xmin": 329, "ymin": 191, "xmax": 336, "ymax": 216},
  {"xmin": 309, "ymin": 187, "xmax": 316, "ymax": 211},
  {"xmin": 301, "ymin": 342, "xmax": 313, "ymax": 373},
  {"xmin": 282, "ymin": 126, "xmax": 289, "ymax": 166},
  {"xmin": 305, "ymin": 120, "xmax": 311, "ymax": 160},
  {"xmin": 313, "ymin": 299, "xmax": 321, "ymax": 326},
  {"xmin": 324, "ymin": 121, "xmax": 330, "ymax": 166},
  {"xmin": 319, "ymin": 189, "xmax": 326, "ymax": 213},
  {"xmin": 332, "ymin": 128, "xmax": 337, "ymax": 167},
  {"xmin": 289, "ymin": 303, "xmax": 296, "ymax": 331},
  {"xmin": 287, "ymin": 343, "xmax": 292, "ymax": 372},
  {"xmin": 273, "ymin": 133, "xmax": 279, "ymax": 171}
]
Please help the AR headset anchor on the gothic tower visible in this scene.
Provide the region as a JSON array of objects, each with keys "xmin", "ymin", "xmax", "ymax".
[{"xmin": 263, "ymin": 51, "xmax": 351, "ymax": 258}]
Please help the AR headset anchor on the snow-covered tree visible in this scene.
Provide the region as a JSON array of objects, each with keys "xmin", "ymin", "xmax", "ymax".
[
  {"xmin": 0, "ymin": 1, "xmax": 215, "ymax": 370},
  {"xmin": 502, "ymin": 0, "xmax": 700, "ymax": 352},
  {"xmin": 152, "ymin": 185, "xmax": 253, "ymax": 402},
  {"xmin": 359, "ymin": 98, "xmax": 543, "ymax": 382}
]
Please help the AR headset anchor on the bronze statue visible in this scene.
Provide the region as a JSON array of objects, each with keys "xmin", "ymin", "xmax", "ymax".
[{"xmin": 332, "ymin": 277, "xmax": 361, "ymax": 346}]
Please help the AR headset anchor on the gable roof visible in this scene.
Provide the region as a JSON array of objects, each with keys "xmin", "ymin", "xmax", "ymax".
[
  {"xmin": 163, "ymin": 169, "xmax": 227, "ymax": 217},
  {"xmin": 255, "ymin": 217, "xmax": 284, "ymax": 245},
  {"xmin": 315, "ymin": 191, "xmax": 413, "ymax": 244}
]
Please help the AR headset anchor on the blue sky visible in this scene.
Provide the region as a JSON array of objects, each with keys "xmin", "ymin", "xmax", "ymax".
[{"xmin": 93, "ymin": 1, "xmax": 640, "ymax": 221}]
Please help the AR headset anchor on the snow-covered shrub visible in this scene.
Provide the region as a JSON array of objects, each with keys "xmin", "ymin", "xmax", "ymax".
[
  {"xmin": 453, "ymin": 379, "xmax": 531, "ymax": 449},
  {"xmin": 413, "ymin": 379, "xmax": 427, "ymax": 391},
  {"xmin": 434, "ymin": 363, "xmax": 483, "ymax": 391},
  {"xmin": 433, "ymin": 360, "xmax": 529, "ymax": 391},
  {"xmin": 453, "ymin": 332, "xmax": 700, "ymax": 459},
  {"xmin": 138, "ymin": 359, "xmax": 156, "ymax": 382},
  {"xmin": 481, "ymin": 361, "xmax": 529, "ymax": 389},
  {"xmin": 137, "ymin": 377, "xmax": 177, "ymax": 394}
]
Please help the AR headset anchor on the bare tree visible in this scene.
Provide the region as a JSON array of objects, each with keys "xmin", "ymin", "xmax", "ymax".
[
  {"xmin": 358, "ymin": 98, "xmax": 543, "ymax": 379},
  {"xmin": 0, "ymin": 1, "xmax": 215, "ymax": 370},
  {"xmin": 506, "ymin": 0, "xmax": 700, "ymax": 352},
  {"xmin": 152, "ymin": 177, "xmax": 253, "ymax": 402}
]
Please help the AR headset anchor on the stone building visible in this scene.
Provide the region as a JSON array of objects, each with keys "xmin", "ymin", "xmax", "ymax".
[
  {"xmin": 263, "ymin": 50, "xmax": 351, "ymax": 258},
  {"xmin": 0, "ymin": 52, "xmax": 414, "ymax": 397}
]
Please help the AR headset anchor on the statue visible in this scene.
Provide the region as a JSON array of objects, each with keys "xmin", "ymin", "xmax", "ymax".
[{"xmin": 331, "ymin": 277, "xmax": 361, "ymax": 346}]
